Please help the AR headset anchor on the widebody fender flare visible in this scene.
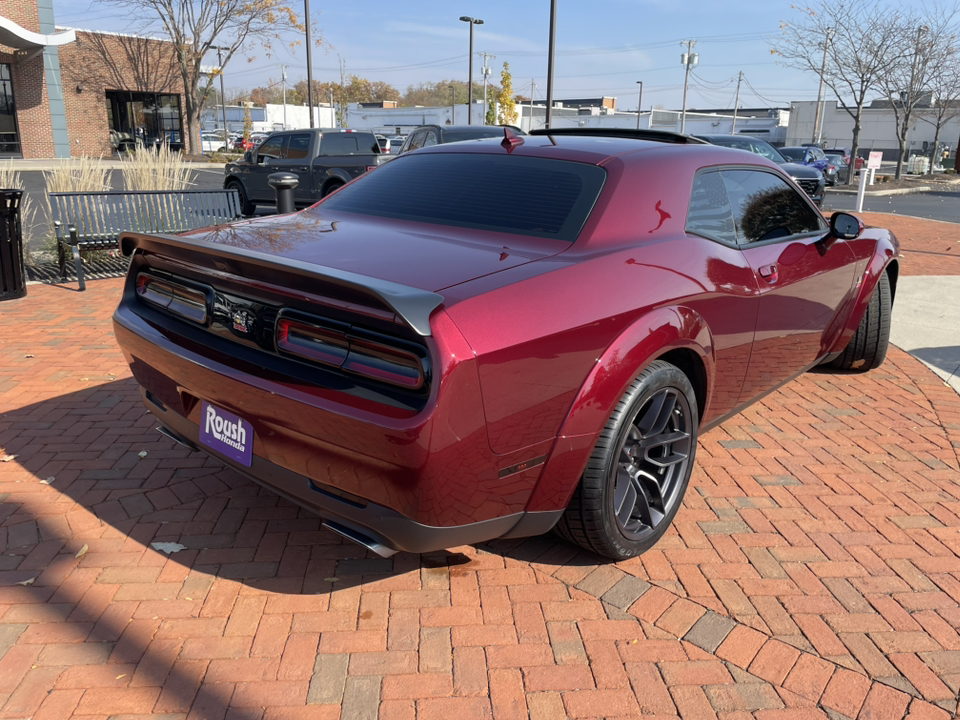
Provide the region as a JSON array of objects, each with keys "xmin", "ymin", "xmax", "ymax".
[{"xmin": 524, "ymin": 305, "xmax": 715, "ymax": 514}]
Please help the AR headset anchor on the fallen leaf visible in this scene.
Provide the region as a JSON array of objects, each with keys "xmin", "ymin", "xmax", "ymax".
[
  {"xmin": 0, "ymin": 454, "xmax": 16, "ymax": 462},
  {"xmin": 184, "ymin": 597, "xmax": 193, "ymax": 601},
  {"xmin": 115, "ymin": 674, "xmax": 126, "ymax": 679},
  {"xmin": 39, "ymin": 477, "xmax": 55, "ymax": 485},
  {"xmin": 151, "ymin": 542, "xmax": 187, "ymax": 554},
  {"xmin": 75, "ymin": 544, "xmax": 89, "ymax": 558},
  {"xmin": 24, "ymin": 354, "xmax": 34, "ymax": 358},
  {"xmin": 323, "ymin": 577, "xmax": 340, "ymax": 583},
  {"xmin": 138, "ymin": 450, "xmax": 148, "ymax": 458},
  {"xmin": 15, "ymin": 577, "xmax": 35, "ymax": 586}
]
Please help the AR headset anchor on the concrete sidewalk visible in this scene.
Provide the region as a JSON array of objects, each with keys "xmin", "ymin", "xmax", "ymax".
[{"xmin": 890, "ymin": 276, "xmax": 960, "ymax": 394}]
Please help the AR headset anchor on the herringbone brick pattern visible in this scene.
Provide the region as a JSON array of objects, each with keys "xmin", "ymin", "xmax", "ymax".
[{"xmin": 1, "ymin": 213, "xmax": 959, "ymax": 720}]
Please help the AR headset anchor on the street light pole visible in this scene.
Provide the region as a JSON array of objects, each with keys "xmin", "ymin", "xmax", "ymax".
[
  {"xmin": 636, "ymin": 81, "xmax": 643, "ymax": 129},
  {"xmin": 545, "ymin": 0, "xmax": 557, "ymax": 128},
  {"xmin": 304, "ymin": 0, "xmax": 315, "ymax": 127},
  {"xmin": 450, "ymin": 84, "xmax": 455, "ymax": 124},
  {"xmin": 459, "ymin": 17, "xmax": 483, "ymax": 125}
]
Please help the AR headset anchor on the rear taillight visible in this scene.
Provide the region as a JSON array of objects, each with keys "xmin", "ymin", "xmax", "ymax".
[
  {"xmin": 365, "ymin": 166, "xmax": 377, "ymax": 172},
  {"xmin": 136, "ymin": 273, "xmax": 208, "ymax": 323},
  {"xmin": 276, "ymin": 314, "xmax": 425, "ymax": 390}
]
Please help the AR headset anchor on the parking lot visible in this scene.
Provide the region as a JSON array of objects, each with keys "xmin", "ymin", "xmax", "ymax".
[{"xmin": 1, "ymin": 211, "xmax": 959, "ymax": 719}]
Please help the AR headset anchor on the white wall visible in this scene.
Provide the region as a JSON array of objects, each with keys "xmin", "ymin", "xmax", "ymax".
[
  {"xmin": 265, "ymin": 103, "xmax": 336, "ymax": 130},
  {"xmin": 787, "ymin": 100, "xmax": 960, "ymax": 160}
]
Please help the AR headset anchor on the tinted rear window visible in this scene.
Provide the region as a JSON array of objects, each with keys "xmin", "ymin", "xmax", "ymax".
[
  {"xmin": 321, "ymin": 133, "xmax": 379, "ymax": 155},
  {"xmin": 320, "ymin": 153, "xmax": 605, "ymax": 241},
  {"xmin": 779, "ymin": 148, "xmax": 804, "ymax": 161}
]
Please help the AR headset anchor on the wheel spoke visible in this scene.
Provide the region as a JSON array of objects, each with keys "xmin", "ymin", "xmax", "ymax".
[
  {"xmin": 614, "ymin": 466, "xmax": 639, "ymax": 527},
  {"xmin": 636, "ymin": 390, "xmax": 677, "ymax": 437},
  {"xmin": 635, "ymin": 468, "xmax": 665, "ymax": 514}
]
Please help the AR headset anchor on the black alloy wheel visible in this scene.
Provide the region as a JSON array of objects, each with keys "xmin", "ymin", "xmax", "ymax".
[
  {"xmin": 556, "ymin": 360, "xmax": 699, "ymax": 560},
  {"xmin": 227, "ymin": 180, "xmax": 255, "ymax": 217}
]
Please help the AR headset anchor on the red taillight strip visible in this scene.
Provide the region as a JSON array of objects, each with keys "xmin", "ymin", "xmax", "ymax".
[
  {"xmin": 136, "ymin": 273, "xmax": 208, "ymax": 324},
  {"xmin": 275, "ymin": 313, "xmax": 426, "ymax": 390},
  {"xmin": 276, "ymin": 317, "xmax": 349, "ymax": 367}
]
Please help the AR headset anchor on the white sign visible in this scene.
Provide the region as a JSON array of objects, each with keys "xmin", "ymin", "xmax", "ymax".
[{"xmin": 867, "ymin": 151, "xmax": 883, "ymax": 169}]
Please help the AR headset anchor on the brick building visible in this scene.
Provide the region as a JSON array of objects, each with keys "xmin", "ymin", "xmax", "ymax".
[{"xmin": 1, "ymin": 0, "xmax": 186, "ymax": 158}]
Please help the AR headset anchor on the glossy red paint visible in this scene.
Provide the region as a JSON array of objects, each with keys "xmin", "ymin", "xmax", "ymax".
[{"xmin": 114, "ymin": 133, "xmax": 899, "ymax": 555}]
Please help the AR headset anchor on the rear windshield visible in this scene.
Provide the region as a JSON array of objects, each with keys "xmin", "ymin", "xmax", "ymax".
[
  {"xmin": 320, "ymin": 133, "xmax": 380, "ymax": 155},
  {"xmin": 319, "ymin": 153, "xmax": 606, "ymax": 242}
]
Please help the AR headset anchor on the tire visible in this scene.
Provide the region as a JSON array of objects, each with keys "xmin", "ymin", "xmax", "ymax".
[
  {"xmin": 322, "ymin": 181, "xmax": 344, "ymax": 198},
  {"xmin": 826, "ymin": 271, "xmax": 891, "ymax": 372},
  {"xmin": 227, "ymin": 180, "xmax": 255, "ymax": 217},
  {"xmin": 555, "ymin": 360, "xmax": 699, "ymax": 560}
]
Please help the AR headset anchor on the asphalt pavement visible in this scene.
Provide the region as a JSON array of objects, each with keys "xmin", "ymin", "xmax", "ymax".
[{"xmin": 824, "ymin": 188, "xmax": 960, "ymax": 223}]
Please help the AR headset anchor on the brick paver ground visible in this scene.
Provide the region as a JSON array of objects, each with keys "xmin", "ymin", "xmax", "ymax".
[{"xmin": 1, "ymin": 212, "xmax": 959, "ymax": 719}]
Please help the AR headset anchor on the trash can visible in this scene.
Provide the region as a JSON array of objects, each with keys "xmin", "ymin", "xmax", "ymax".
[{"xmin": 0, "ymin": 190, "xmax": 27, "ymax": 301}]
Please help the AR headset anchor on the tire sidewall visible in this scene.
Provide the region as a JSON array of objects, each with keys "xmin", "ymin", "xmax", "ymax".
[{"xmin": 593, "ymin": 363, "xmax": 699, "ymax": 559}]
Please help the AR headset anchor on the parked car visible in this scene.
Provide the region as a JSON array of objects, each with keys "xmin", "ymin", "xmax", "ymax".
[
  {"xmin": 396, "ymin": 124, "xmax": 526, "ymax": 156},
  {"xmin": 376, "ymin": 135, "xmax": 390, "ymax": 153},
  {"xmin": 223, "ymin": 128, "xmax": 387, "ymax": 215},
  {"xmin": 200, "ymin": 133, "xmax": 228, "ymax": 154},
  {"xmin": 778, "ymin": 146, "xmax": 838, "ymax": 186},
  {"xmin": 825, "ymin": 153, "xmax": 849, "ymax": 184},
  {"xmin": 694, "ymin": 135, "xmax": 826, "ymax": 206},
  {"xmin": 115, "ymin": 127, "xmax": 898, "ymax": 560}
]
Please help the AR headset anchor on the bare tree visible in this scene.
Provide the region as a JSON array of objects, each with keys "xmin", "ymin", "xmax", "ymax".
[
  {"xmin": 97, "ymin": 0, "xmax": 309, "ymax": 154},
  {"xmin": 878, "ymin": 6, "xmax": 960, "ymax": 178},
  {"xmin": 915, "ymin": 22, "xmax": 960, "ymax": 169},
  {"xmin": 774, "ymin": 0, "xmax": 904, "ymax": 184}
]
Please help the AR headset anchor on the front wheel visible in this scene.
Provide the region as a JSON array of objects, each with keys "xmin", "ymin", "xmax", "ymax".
[
  {"xmin": 227, "ymin": 180, "xmax": 255, "ymax": 217},
  {"xmin": 825, "ymin": 271, "xmax": 891, "ymax": 372},
  {"xmin": 555, "ymin": 360, "xmax": 699, "ymax": 560}
]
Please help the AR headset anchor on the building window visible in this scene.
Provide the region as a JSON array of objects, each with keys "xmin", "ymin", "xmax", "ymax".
[
  {"xmin": 106, "ymin": 90, "xmax": 183, "ymax": 151},
  {"xmin": 0, "ymin": 64, "xmax": 21, "ymax": 157}
]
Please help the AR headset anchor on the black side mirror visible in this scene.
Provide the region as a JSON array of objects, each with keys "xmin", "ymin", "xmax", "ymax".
[
  {"xmin": 830, "ymin": 212, "xmax": 863, "ymax": 240},
  {"xmin": 243, "ymin": 151, "xmax": 252, "ymax": 163}
]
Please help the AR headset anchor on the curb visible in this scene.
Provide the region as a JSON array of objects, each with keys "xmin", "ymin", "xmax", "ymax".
[{"xmin": 827, "ymin": 185, "xmax": 933, "ymax": 196}]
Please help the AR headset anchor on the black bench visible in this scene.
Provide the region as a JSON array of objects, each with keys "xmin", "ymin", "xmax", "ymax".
[{"xmin": 49, "ymin": 189, "xmax": 242, "ymax": 290}]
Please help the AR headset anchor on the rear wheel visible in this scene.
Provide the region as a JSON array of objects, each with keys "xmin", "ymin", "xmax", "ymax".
[
  {"xmin": 826, "ymin": 271, "xmax": 891, "ymax": 372},
  {"xmin": 227, "ymin": 180, "xmax": 255, "ymax": 217},
  {"xmin": 322, "ymin": 181, "xmax": 344, "ymax": 198},
  {"xmin": 555, "ymin": 360, "xmax": 698, "ymax": 560}
]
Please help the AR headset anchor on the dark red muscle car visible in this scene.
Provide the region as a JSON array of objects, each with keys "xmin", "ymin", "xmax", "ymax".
[{"xmin": 113, "ymin": 128, "xmax": 898, "ymax": 560}]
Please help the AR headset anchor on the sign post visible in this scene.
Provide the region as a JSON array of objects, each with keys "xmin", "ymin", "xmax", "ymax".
[{"xmin": 856, "ymin": 152, "xmax": 883, "ymax": 213}]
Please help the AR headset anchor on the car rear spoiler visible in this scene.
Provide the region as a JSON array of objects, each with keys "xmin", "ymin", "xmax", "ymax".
[{"xmin": 119, "ymin": 231, "xmax": 445, "ymax": 337}]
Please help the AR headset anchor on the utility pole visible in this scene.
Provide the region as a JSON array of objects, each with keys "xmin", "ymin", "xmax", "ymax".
[
  {"xmin": 812, "ymin": 27, "xmax": 832, "ymax": 144},
  {"xmin": 480, "ymin": 52, "xmax": 494, "ymax": 125},
  {"xmin": 215, "ymin": 46, "xmax": 228, "ymax": 146},
  {"xmin": 636, "ymin": 81, "xmax": 643, "ymax": 129},
  {"xmin": 338, "ymin": 55, "xmax": 346, "ymax": 128},
  {"xmin": 304, "ymin": 0, "xmax": 314, "ymax": 127},
  {"xmin": 450, "ymin": 84, "xmax": 455, "ymax": 124},
  {"xmin": 545, "ymin": 0, "xmax": 557, "ymax": 128},
  {"xmin": 530, "ymin": 80, "xmax": 536, "ymax": 131},
  {"xmin": 680, "ymin": 39, "xmax": 698, "ymax": 134},
  {"xmin": 731, "ymin": 71, "xmax": 742, "ymax": 133},
  {"xmin": 281, "ymin": 64, "xmax": 287, "ymax": 130}
]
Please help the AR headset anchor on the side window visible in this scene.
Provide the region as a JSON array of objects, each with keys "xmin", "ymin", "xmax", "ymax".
[
  {"xmin": 421, "ymin": 130, "xmax": 438, "ymax": 148},
  {"xmin": 320, "ymin": 134, "xmax": 361, "ymax": 155},
  {"xmin": 405, "ymin": 131, "xmax": 427, "ymax": 152},
  {"xmin": 257, "ymin": 135, "xmax": 285, "ymax": 161},
  {"xmin": 685, "ymin": 170, "xmax": 737, "ymax": 245},
  {"xmin": 286, "ymin": 133, "xmax": 311, "ymax": 160},
  {"xmin": 721, "ymin": 169, "xmax": 824, "ymax": 244}
]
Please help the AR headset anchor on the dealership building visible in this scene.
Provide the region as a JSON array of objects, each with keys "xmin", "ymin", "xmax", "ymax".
[{"xmin": 1, "ymin": 0, "xmax": 186, "ymax": 158}]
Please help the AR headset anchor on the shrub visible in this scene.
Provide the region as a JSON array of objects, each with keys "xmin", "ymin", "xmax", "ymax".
[{"xmin": 122, "ymin": 142, "xmax": 191, "ymax": 191}]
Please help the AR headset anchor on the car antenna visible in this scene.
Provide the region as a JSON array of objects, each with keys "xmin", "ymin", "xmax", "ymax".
[{"xmin": 501, "ymin": 127, "xmax": 524, "ymax": 152}]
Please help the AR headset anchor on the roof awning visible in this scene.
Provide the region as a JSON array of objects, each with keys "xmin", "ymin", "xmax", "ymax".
[{"xmin": 0, "ymin": 16, "xmax": 75, "ymax": 52}]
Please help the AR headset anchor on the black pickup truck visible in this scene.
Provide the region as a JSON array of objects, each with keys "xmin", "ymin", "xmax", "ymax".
[{"xmin": 223, "ymin": 129, "xmax": 386, "ymax": 214}]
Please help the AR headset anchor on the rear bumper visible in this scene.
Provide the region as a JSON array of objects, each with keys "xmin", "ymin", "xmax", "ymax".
[{"xmin": 143, "ymin": 389, "xmax": 561, "ymax": 555}]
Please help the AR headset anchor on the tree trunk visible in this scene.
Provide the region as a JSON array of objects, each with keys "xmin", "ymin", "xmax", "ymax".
[
  {"xmin": 895, "ymin": 113, "xmax": 910, "ymax": 180},
  {"xmin": 848, "ymin": 119, "xmax": 862, "ymax": 187},
  {"xmin": 929, "ymin": 124, "xmax": 942, "ymax": 170},
  {"xmin": 184, "ymin": 94, "xmax": 201, "ymax": 156}
]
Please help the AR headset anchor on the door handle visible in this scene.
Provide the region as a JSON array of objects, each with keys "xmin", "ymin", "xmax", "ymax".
[{"xmin": 759, "ymin": 264, "xmax": 779, "ymax": 283}]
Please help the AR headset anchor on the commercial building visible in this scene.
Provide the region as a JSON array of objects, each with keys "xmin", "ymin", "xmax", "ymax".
[{"xmin": 1, "ymin": 0, "xmax": 186, "ymax": 158}]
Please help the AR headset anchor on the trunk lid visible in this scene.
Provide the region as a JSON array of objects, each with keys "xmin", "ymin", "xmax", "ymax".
[{"xmin": 179, "ymin": 208, "xmax": 566, "ymax": 292}]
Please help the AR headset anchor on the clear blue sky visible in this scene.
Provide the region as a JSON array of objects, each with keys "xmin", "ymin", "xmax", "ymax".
[{"xmin": 49, "ymin": 0, "xmax": 908, "ymax": 111}]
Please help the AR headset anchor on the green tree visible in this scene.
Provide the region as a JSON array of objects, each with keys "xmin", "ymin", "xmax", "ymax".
[
  {"xmin": 498, "ymin": 63, "xmax": 517, "ymax": 125},
  {"xmin": 485, "ymin": 98, "xmax": 497, "ymax": 125},
  {"xmin": 243, "ymin": 102, "xmax": 252, "ymax": 143}
]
